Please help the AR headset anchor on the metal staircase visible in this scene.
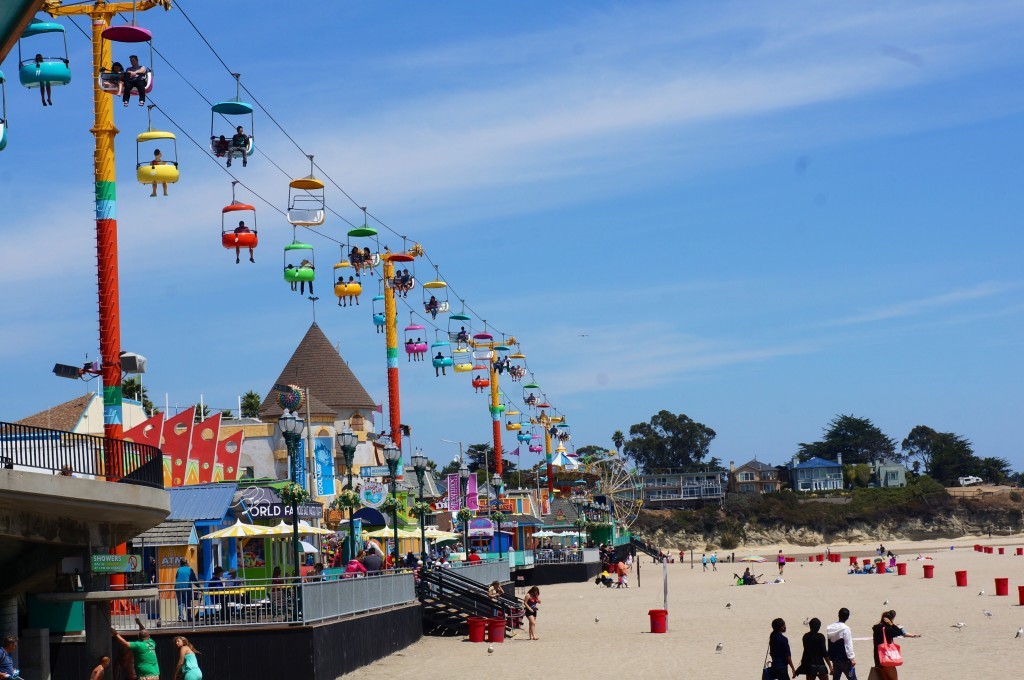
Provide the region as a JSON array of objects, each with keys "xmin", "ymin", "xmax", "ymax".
[
  {"xmin": 631, "ymin": 536, "xmax": 662, "ymax": 560},
  {"xmin": 417, "ymin": 568, "xmax": 523, "ymax": 636}
]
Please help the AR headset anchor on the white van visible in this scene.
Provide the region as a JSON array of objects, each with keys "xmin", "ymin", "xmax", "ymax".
[{"xmin": 958, "ymin": 476, "xmax": 983, "ymax": 487}]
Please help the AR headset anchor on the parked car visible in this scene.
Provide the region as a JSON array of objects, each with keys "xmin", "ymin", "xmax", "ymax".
[{"xmin": 958, "ymin": 476, "xmax": 983, "ymax": 487}]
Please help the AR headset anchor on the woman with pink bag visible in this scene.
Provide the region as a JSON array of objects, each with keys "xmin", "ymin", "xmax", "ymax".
[{"xmin": 870, "ymin": 610, "xmax": 921, "ymax": 679}]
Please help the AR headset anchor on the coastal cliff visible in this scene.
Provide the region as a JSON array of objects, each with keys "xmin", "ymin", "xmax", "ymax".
[{"xmin": 633, "ymin": 483, "xmax": 1024, "ymax": 550}]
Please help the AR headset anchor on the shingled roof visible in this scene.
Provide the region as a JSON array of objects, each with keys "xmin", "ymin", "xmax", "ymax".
[
  {"xmin": 259, "ymin": 322, "xmax": 376, "ymax": 419},
  {"xmin": 16, "ymin": 394, "xmax": 94, "ymax": 432}
]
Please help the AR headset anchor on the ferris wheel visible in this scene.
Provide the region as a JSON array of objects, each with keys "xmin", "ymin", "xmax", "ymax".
[{"xmin": 589, "ymin": 453, "xmax": 643, "ymax": 529}]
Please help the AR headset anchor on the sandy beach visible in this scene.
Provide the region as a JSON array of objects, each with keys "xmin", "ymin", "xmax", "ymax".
[{"xmin": 348, "ymin": 535, "xmax": 1024, "ymax": 679}]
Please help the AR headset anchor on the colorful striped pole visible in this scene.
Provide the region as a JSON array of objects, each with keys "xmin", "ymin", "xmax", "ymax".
[{"xmin": 382, "ymin": 256, "xmax": 402, "ymax": 452}]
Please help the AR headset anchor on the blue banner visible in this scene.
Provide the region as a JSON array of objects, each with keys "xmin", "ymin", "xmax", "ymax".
[
  {"xmin": 314, "ymin": 436, "xmax": 335, "ymax": 497},
  {"xmin": 292, "ymin": 440, "xmax": 306, "ymax": 486}
]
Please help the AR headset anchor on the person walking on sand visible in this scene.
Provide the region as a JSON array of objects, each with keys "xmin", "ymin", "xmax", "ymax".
[
  {"xmin": 768, "ymin": 618, "xmax": 797, "ymax": 680},
  {"xmin": 524, "ymin": 586, "xmax": 541, "ymax": 640},
  {"xmin": 173, "ymin": 636, "xmax": 203, "ymax": 680},
  {"xmin": 710, "ymin": 552, "xmax": 718, "ymax": 571},
  {"xmin": 871, "ymin": 610, "xmax": 920, "ymax": 680},
  {"xmin": 796, "ymin": 618, "xmax": 832, "ymax": 680},
  {"xmin": 701, "ymin": 553, "xmax": 707, "ymax": 572},
  {"xmin": 778, "ymin": 549, "xmax": 786, "ymax": 574},
  {"xmin": 826, "ymin": 607, "xmax": 857, "ymax": 680}
]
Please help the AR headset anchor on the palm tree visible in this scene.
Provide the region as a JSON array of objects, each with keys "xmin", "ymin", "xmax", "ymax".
[
  {"xmin": 612, "ymin": 430, "xmax": 625, "ymax": 455},
  {"xmin": 122, "ymin": 376, "xmax": 156, "ymax": 415},
  {"xmin": 240, "ymin": 390, "xmax": 262, "ymax": 419},
  {"xmin": 194, "ymin": 403, "xmax": 212, "ymax": 423}
]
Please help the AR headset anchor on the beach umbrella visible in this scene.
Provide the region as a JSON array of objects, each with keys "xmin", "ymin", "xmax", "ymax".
[
  {"xmin": 424, "ymin": 528, "xmax": 460, "ymax": 540},
  {"xmin": 362, "ymin": 527, "xmax": 419, "ymax": 538},
  {"xmin": 201, "ymin": 520, "xmax": 273, "ymax": 580},
  {"xmin": 201, "ymin": 519, "xmax": 272, "ymax": 540},
  {"xmin": 740, "ymin": 556, "xmax": 766, "ymax": 563},
  {"xmin": 298, "ymin": 520, "xmax": 336, "ymax": 536}
]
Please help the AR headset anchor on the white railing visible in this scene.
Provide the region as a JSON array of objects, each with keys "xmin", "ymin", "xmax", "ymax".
[
  {"xmin": 301, "ymin": 571, "xmax": 416, "ymax": 623},
  {"xmin": 448, "ymin": 559, "xmax": 511, "ymax": 585},
  {"xmin": 113, "ymin": 573, "xmax": 416, "ymax": 631}
]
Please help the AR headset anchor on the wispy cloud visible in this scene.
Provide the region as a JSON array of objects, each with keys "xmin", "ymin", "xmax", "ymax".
[{"xmin": 822, "ymin": 282, "xmax": 1022, "ymax": 327}]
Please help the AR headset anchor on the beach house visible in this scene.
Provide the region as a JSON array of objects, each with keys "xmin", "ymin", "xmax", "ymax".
[{"xmin": 788, "ymin": 456, "xmax": 844, "ymax": 492}]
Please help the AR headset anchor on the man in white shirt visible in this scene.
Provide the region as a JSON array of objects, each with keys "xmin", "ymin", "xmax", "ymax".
[{"xmin": 825, "ymin": 607, "xmax": 857, "ymax": 679}]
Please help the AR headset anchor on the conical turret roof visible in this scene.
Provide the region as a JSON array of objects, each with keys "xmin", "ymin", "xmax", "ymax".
[{"xmin": 259, "ymin": 322, "xmax": 376, "ymax": 419}]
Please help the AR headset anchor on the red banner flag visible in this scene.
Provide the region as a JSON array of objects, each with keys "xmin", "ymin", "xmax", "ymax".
[
  {"xmin": 189, "ymin": 413, "xmax": 221, "ymax": 485},
  {"xmin": 161, "ymin": 407, "xmax": 195, "ymax": 487},
  {"xmin": 214, "ymin": 430, "xmax": 244, "ymax": 482}
]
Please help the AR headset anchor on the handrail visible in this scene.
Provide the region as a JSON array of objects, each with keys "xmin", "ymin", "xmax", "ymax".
[
  {"xmin": 0, "ymin": 421, "xmax": 164, "ymax": 488},
  {"xmin": 419, "ymin": 567, "xmax": 523, "ymax": 629}
]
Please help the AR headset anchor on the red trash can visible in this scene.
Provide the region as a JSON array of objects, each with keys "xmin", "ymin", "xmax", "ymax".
[
  {"xmin": 877, "ymin": 564, "xmax": 888, "ymax": 575},
  {"xmin": 816, "ymin": 554, "xmax": 824, "ymax": 562},
  {"xmin": 786, "ymin": 557, "xmax": 795, "ymax": 563},
  {"xmin": 974, "ymin": 545, "xmax": 981, "ymax": 552},
  {"xmin": 998, "ymin": 548, "xmax": 1005, "ymax": 555},
  {"xmin": 923, "ymin": 564, "xmax": 935, "ymax": 579},
  {"xmin": 648, "ymin": 609, "xmax": 668, "ymax": 634},
  {"xmin": 833, "ymin": 553, "xmax": 841, "ymax": 562},
  {"xmin": 467, "ymin": 616, "xmax": 487, "ymax": 642},
  {"xmin": 1018, "ymin": 586, "xmax": 1024, "ymax": 606},
  {"xmin": 995, "ymin": 578, "xmax": 1009, "ymax": 596},
  {"xmin": 985, "ymin": 547, "xmax": 993, "ymax": 554},
  {"xmin": 487, "ymin": 617, "xmax": 506, "ymax": 643},
  {"xmin": 863, "ymin": 559, "xmax": 872, "ymax": 568},
  {"xmin": 1016, "ymin": 548, "xmax": 1023, "ymax": 556},
  {"xmin": 849, "ymin": 556, "xmax": 857, "ymax": 566},
  {"xmin": 896, "ymin": 563, "xmax": 907, "ymax": 576},
  {"xmin": 955, "ymin": 570, "xmax": 968, "ymax": 587}
]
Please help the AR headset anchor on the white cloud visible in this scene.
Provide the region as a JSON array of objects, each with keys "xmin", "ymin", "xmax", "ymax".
[{"xmin": 822, "ymin": 282, "xmax": 1022, "ymax": 327}]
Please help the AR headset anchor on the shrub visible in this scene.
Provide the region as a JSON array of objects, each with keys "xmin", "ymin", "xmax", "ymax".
[
  {"xmin": 1009, "ymin": 491, "xmax": 1022, "ymax": 503},
  {"xmin": 719, "ymin": 532, "xmax": 740, "ymax": 550}
]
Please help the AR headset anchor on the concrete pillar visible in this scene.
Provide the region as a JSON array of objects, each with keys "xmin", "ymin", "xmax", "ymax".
[
  {"xmin": 85, "ymin": 601, "xmax": 112, "ymax": 679},
  {"xmin": 0, "ymin": 596, "xmax": 17, "ymax": 665},
  {"xmin": 19, "ymin": 628, "xmax": 50, "ymax": 680}
]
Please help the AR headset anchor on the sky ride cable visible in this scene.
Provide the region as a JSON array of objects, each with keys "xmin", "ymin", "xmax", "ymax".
[{"xmin": 135, "ymin": 2, "xmax": 567, "ymax": 426}]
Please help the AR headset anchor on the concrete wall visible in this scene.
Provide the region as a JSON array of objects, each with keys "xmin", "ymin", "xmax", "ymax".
[{"xmin": 50, "ymin": 604, "xmax": 422, "ymax": 679}]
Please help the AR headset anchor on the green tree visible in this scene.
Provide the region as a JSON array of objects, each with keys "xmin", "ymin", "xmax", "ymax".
[
  {"xmin": 240, "ymin": 390, "xmax": 262, "ymax": 419},
  {"xmin": 902, "ymin": 426, "xmax": 982, "ymax": 484},
  {"xmin": 122, "ymin": 376, "xmax": 156, "ymax": 415},
  {"xmin": 193, "ymin": 403, "xmax": 211, "ymax": 423},
  {"xmin": 623, "ymin": 411, "xmax": 716, "ymax": 473},
  {"xmin": 977, "ymin": 456, "xmax": 1012, "ymax": 485},
  {"xmin": 220, "ymin": 409, "xmax": 234, "ymax": 419},
  {"xmin": 798, "ymin": 414, "xmax": 897, "ymax": 465},
  {"xmin": 465, "ymin": 443, "xmax": 517, "ymax": 475}
]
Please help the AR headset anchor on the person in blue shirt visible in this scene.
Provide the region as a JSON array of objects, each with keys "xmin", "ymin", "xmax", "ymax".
[
  {"xmin": 768, "ymin": 618, "xmax": 797, "ymax": 680},
  {"xmin": 710, "ymin": 553, "xmax": 718, "ymax": 571},
  {"xmin": 174, "ymin": 559, "xmax": 198, "ymax": 622},
  {"xmin": 0, "ymin": 636, "xmax": 18, "ymax": 679}
]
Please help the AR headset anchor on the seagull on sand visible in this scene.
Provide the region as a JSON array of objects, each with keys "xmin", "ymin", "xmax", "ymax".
[
  {"xmin": 882, "ymin": 599, "xmax": 889, "ymax": 605},
  {"xmin": 488, "ymin": 645, "xmax": 494, "ymax": 654},
  {"xmin": 1016, "ymin": 627, "xmax": 1022, "ymax": 639},
  {"xmin": 951, "ymin": 622, "xmax": 966, "ymax": 631},
  {"xmin": 802, "ymin": 617, "xmax": 810, "ymax": 626},
  {"xmin": 716, "ymin": 643, "xmax": 724, "ymax": 653},
  {"xmin": 978, "ymin": 590, "xmax": 985, "ymax": 596},
  {"xmin": 595, "ymin": 617, "xmax": 600, "ymax": 623},
  {"xmin": 725, "ymin": 602, "xmax": 732, "ymax": 609},
  {"xmin": 982, "ymin": 610, "xmax": 994, "ymax": 618}
]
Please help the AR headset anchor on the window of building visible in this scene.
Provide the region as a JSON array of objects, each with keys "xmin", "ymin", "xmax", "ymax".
[
  {"xmin": 739, "ymin": 483, "xmax": 755, "ymax": 493},
  {"xmin": 738, "ymin": 472, "xmax": 755, "ymax": 482}
]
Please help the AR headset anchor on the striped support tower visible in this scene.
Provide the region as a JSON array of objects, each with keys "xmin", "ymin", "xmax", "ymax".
[
  {"xmin": 489, "ymin": 364, "xmax": 503, "ymax": 477},
  {"xmin": 543, "ymin": 412, "xmax": 554, "ymax": 494},
  {"xmin": 382, "ymin": 256, "xmax": 402, "ymax": 451}
]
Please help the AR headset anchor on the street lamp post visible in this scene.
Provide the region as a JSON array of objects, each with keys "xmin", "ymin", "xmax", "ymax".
[
  {"xmin": 572, "ymin": 497, "xmax": 584, "ymax": 548},
  {"xmin": 411, "ymin": 451, "xmax": 429, "ymax": 564},
  {"xmin": 336, "ymin": 429, "xmax": 358, "ymax": 562},
  {"xmin": 459, "ymin": 463, "xmax": 471, "ymax": 555},
  {"xmin": 279, "ymin": 410, "xmax": 305, "ymax": 615},
  {"xmin": 491, "ymin": 473, "xmax": 504, "ymax": 559},
  {"xmin": 383, "ymin": 441, "xmax": 402, "ymax": 567}
]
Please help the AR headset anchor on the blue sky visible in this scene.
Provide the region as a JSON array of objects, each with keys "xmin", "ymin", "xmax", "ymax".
[{"xmin": 1, "ymin": 0, "xmax": 1022, "ymax": 471}]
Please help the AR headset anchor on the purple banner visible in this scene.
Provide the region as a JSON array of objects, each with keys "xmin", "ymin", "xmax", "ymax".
[
  {"xmin": 447, "ymin": 473, "xmax": 462, "ymax": 512},
  {"xmin": 467, "ymin": 474, "xmax": 479, "ymax": 510}
]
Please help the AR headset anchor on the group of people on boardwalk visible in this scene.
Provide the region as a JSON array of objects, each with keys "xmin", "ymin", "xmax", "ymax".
[
  {"xmin": 106, "ymin": 617, "xmax": 202, "ymax": 680},
  {"xmin": 766, "ymin": 607, "xmax": 919, "ymax": 680}
]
